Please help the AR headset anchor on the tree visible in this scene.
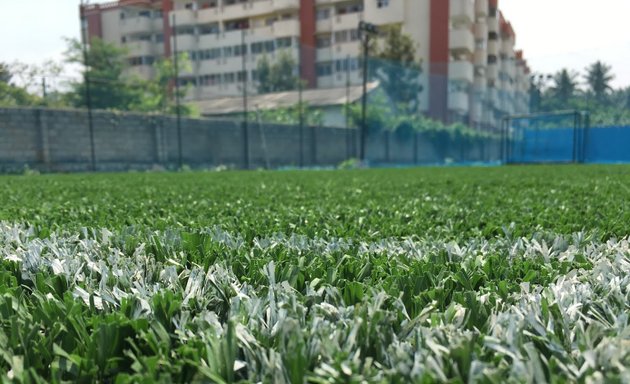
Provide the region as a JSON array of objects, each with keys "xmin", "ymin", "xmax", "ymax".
[
  {"xmin": 550, "ymin": 69, "xmax": 578, "ymax": 107},
  {"xmin": 585, "ymin": 61, "xmax": 614, "ymax": 101},
  {"xmin": 369, "ymin": 26, "xmax": 423, "ymax": 113},
  {"xmin": 64, "ymin": 37, "xmax": 143, "ymax": 110},
  {"xmin": 254, "ymin": 102, "xmax": 323, "ymax": 126},
  {"xmin": 0, "ymin": 61, "xmax": 41, "ymax": 107},
  {"xmin": 256, "ymin": 55, "xmax": 272, "ymax": 94},
  {"xmin": 133, "ymin": 53, "xmax": 197, "ymax": 116},
  {"xmin": 256, "ymin": 51, "xmax": 299, "ymax": 94},
  {"xmin": 63, "ymin": 37, "xmax": 196, "ymax": 115},
  {"xmin": 0, "ymin": 63, "xmax": 11, "ymax": 84}
]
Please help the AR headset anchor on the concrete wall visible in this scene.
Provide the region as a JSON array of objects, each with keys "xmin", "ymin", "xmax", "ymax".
[{"xmin": 0, "ymin": 107, "xmax": 502, "ymax": 172}]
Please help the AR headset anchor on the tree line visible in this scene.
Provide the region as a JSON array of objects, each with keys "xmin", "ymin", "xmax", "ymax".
[
  {"xmin": 0, "ymin": 38, "xmax": 195, "ymax": 116},
  {"xmin": 2, "ymin": 32, "xmax": 628, "ymax": 129},
  {"xmin": 531, "ymin": 62, "xmax": 630, "ymax": 125}
]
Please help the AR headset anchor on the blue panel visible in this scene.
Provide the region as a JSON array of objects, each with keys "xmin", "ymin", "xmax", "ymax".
[{"xmin": 584, "ymin": 126, "xmax": 630, "ymax": 163}]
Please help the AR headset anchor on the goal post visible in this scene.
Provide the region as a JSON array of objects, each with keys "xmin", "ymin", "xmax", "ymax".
[{"xmin": 501, "ymin": 110, "xmax": 590, "ymax": 164}]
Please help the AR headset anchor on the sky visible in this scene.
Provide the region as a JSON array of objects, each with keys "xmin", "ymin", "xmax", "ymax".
[{"xmin": 0, "ymin": 0, "xmax": 629, "ymax": 89}]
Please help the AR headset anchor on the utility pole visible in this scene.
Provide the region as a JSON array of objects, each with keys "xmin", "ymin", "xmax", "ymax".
[
  {"xmin": 80, "ymin": 0, "xmax": 96, "ymax": 172},
  {"xmin": 41, "ymin": 77, "xmax": 48, "ymax": 102},
  {"xmin": 358, "ymin": 21, "xmax": 378, "ymax": 163},
  {"xmin": 298, "ymin": 45, "xmax": 304, "ymax": 167},
  {"xmin": 345, "ymin": 55, "xmax": 351, "ymax": 158},
  {"xmin": 172, "ymin": 14, "xmax": 183, "ymax": 169},
  {"xmin": 241, "ymin": 28, "xmax": 250, "ymax": 169}
]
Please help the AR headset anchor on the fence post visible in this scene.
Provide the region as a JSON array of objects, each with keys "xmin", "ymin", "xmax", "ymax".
[
  {"xmin": 35, "ymin": 109, "xmax": 51, "ymax": 171},
  {"xmin": 413, "ymin": 132, "xmax": 419, "ymax": 164},
  {"xmin": 311, "ymin": 125, "xmax": 317, "ymax": 165},
  {"xmin": 242, "ymin": 121, "xmax": 249, "ymax": 169}
]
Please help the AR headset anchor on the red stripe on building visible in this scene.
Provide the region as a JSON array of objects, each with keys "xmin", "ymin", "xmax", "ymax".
[
  {"xmin": 163, "ymin": 0, "xmax": 174, "ymax": 57},
  {"xmin": 428, "ymin": 0, "xmax": 449, "ymax": 122},
  {"xmin": 299, "ymin": 0, "xmax": 317, "ymax": 88},
  {"xmin": 81, "ymin": 5, "xmax": 104, "ymax": 42}
]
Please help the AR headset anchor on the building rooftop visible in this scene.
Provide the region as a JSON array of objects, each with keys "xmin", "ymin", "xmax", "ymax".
[{"xmin": 191, "ymin": 82, "xmax": 380, "ymax": 116}]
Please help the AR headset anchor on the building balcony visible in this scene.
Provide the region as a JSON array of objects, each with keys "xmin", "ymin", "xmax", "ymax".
[
  {"xmin": 317, "ymin": 75, "xmax": 334, "ymax": 88},
  {"xmin": 471, "ymin": 100, "xmax": 483, "ymax": 121},
  {"xmin": 487, "ymin": 63, "xmax": 498, "ymax": 81},
  {"xmin": 475, "ymin": 0, "xmax": 488, "ymax": 17},
  {"xmin": 120, "ymin": 17, "xmax": 155, "ymax": 35},
  {"xmin": 473, "ymin": 76, "xmax": 486, "ymax": 94},
  {"xmin": 450, "ymin": 0, "xmax": 475, "ymax": 25},
  {"xmin": 271, "ymin": 0, "xmax": 300, "ymax": 12},
  {"xmin": 331, "ymin": 41, "xmax": 361, "ymax": 57},
  {"xmin": 474, "ymin": 49, "xmax": 487, "ymax": 66},
  {"xmin": 171, "ymin": 8, "xmax": 196, "ymax": 26},
  {"xmin": 488, "ymin": 15, "xmax": 499, "ymax": 32},
  {"xmin": 316, "ymin": 18, "xmax": 332, "ymax": 31},
  {"xmin": 316, "ymin": 47, "xmax": 332, "ymax": 62},
  {"xmin": 365, "ymin": 0, "xmax": 404, "ymax": 25},
  {"xmin": 272, "ymin": 19, "xmax": 300, "ymax": 37},
  {"xmin": 501, "ymin": 39, "xmax": 514, "ymax": 55},
  {"xmin": 501, "ymin": 60, "xmax": 516, "ymax": 78},
  {"xmin": 448, "ymin": 91, "xmax": 470, "ymax": 113},
  {"xmin": 449, "ymin": 60, "xmax": 474, "ymax": 83},
  {"xmin": 449, "ymin": 28, "xmax": 475, "ymax": 53},
  {"xmin": 172, "ymin": 34, "xmax": 198, "ymax": 51},
  {"xmin": 474, "ymin": 22, "xmax": 488, "ymax": 41},
  {"xmin": 124, "ymin": 65, "xmax": 154, "ymax": 80},
  {"xmin": 333, "ymin": 12, "xmax": 363, "ymax": 31},
  {"xmin": 221, "ymin": 0, "xmax": 274, "ymax": 20},
  {"xmin": 197, "ymin": 7, "xmax": 221, "ymax": 24},
  {"xmin": 487, "ymin": 39, "xmax": 499, "ymax": 55},
  {"xmin": 124, "ymin": 40, "xmax": 162, "ymax": 56},
  {"xmin": 488, "ymin": 87, "xmax": 499, "ymax": 106}
]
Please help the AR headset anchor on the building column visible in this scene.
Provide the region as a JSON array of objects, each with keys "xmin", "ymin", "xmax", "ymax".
[
  {"xmin": 299, "ymin": 0, "xmax": 317, "ymax": 88},
  {"xmin": 429, "ymin": 0, "xmax": 450, "ymax": 123},
  {"xmin": 162, "ymin": 0, "xmax": 174, "ymax": 57}
]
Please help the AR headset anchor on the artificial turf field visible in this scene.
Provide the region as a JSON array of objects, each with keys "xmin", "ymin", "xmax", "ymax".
[{"xmin": 1, "ymin": 165, "xmax": 630, "ymax": 382}]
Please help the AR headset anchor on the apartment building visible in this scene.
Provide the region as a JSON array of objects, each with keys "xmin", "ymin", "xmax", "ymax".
[{"xmin": 81, "ymin": 0, "xmax": 530, "ymax": 129}]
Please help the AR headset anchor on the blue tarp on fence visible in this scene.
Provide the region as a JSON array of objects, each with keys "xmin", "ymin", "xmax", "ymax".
[
  {"xmin": 509, "ymin": 125, "xmax": 630, "ymax": 164},
  {"xmin": 584, "ymin": 126, "xmax": 630, "ymax": 163}
]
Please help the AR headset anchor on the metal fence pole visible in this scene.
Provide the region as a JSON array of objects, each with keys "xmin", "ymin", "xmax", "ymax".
[
  {"xmin": 241, "ymin": 29, "xmax": 249, "ymax": 170},
  {"xmin": 80, "ymin": 2, "xmax": 96, "ymax": 172},
  {"xmin": 172, "ymin": 14, "xmax": 183, "ymax": 169},
  {"xmin": 298, "ymin": 46, "xmax": 304, "ymax": 168},
  {"xmin": 358, "ymin": 22, "xmax": 378, "ymax": 163}
]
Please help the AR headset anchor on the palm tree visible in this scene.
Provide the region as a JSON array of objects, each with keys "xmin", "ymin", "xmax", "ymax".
[
  {"xmin": 585, "ymin": 61, "xmax": 614, "ymax": 102},
  {"xmin": 0, "ymin": 62, "xmax": 11, "ymax": 84},
  {"xmin": 550, "ymin": 69, "xmax": 578, "ymax": 107}
]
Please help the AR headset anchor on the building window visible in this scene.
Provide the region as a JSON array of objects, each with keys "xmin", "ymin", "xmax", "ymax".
[
  {"xmin": 264, "ymin": 41, "xmax": 275, "ymax": 53},
  {"xmin": 349, "ymin": 29, "xmax": 360, "ymax": 41},
  {"xmin": 199, "ymin": 23, "xmax": 220, "ymax": 35},
  {"xmin": 316, "ymin": 62, "xmax": 333, "ymax": 77},
  {"xmin": 234, "ymin": 44, "xmax": 247, "ymax": 56},
  {"xmin": 316, "ymin": 8, "xmax": 330, "ymax": 20},
  {"xmin": 251, "ymin": 42, "xmax": 264, "ymax": 54},
  {"xmin": 223, "ymin": 73, "xmax": 236, "ymax": 84},
  {"xmin": 377, "ymin": 0, "xmax": 389, "ymax": 8},
  {"xmin": 276, "ymin": 37, "xmax": 292, "ymax": 49},
  {"xmin": 334, "ymin": 30, "xmax": 348, "ymax": 44},
  {"xmin": 316, "ymin": 35, "xmax": 331, "ymax": 48}
]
